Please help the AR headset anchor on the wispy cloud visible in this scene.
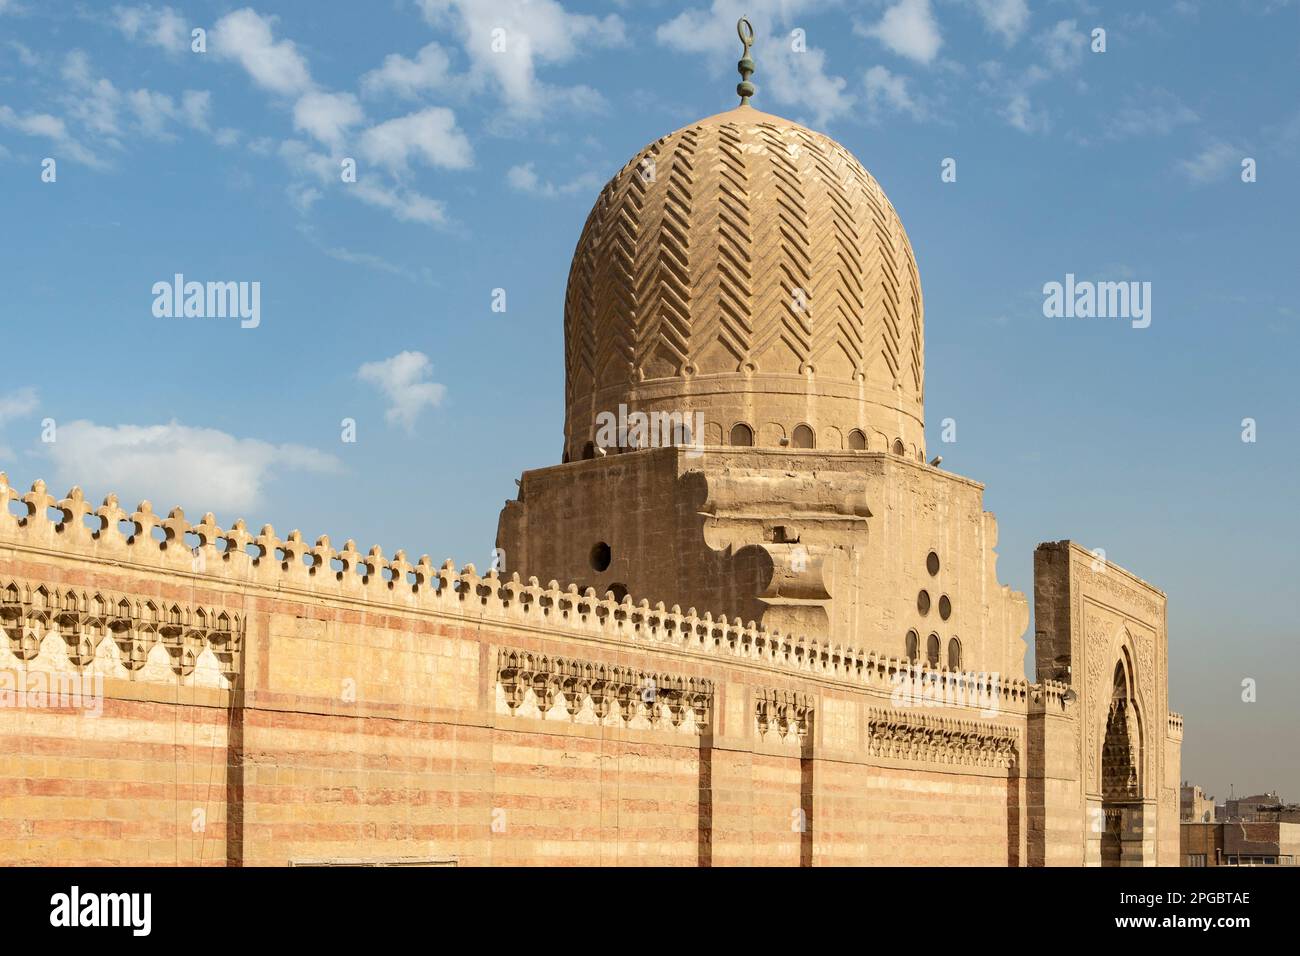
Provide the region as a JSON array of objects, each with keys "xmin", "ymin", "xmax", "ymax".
[
  {"xmin": 43, "ymin": 420, "xmax": 339, "ymax": 514},
  {"xmin": 658, "ymin": 1, "xmax": 854, "ymax": 127},
  {"xmin": 1178, "ymin": 141, "xmax": 1243, "ymax": 184},
  {"xmin": 418, "ymin": 0, "xmax": 624, "ymax": 117},
  {"xmin": 968, "ymin": 0, "xmax": 1030, "ymax": 45},
  {"xmin": 358, "ymin": 108, "xmax": 473, "ymax": 173},
  {"xmin": 0, "ymin": 387, "xmax": 38, "ymax": 425},
  {"xmin": 864, "ymin": 65, "xmax": 929, "ymax": 121},
  {"xmin": 506, "ymin": 162, "xmax": 605, "ymax": 198},
  {"xmin": 361, "ymin": 42, "xmax": 455, "ymax": 100},
  {"xmin": 357, "ymin": 351, "xmax": 447, "ymax": 432},
  {"xmin": 858, "ymin": 0, "xmax": 943, "ymax": 66}
]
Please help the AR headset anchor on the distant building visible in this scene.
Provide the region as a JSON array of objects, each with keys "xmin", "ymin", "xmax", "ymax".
[
  {"xmin": 1182, "ymin": 790, "xmax": 1300, "ymax": 865},
  {"xmin": 1181, "ymin": 782, "xmax": 1214, "ymax": 823},
  {"xmin": 1223, "ymin": 791, "xmax": 1283, "ymax": 822}
]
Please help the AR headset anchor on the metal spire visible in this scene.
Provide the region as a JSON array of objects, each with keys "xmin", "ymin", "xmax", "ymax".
[{"xmin": 736, "ymin": 17, "xmax": 756, "ymax": 105}]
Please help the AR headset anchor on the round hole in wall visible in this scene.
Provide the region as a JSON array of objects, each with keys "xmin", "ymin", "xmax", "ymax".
[
  {"xmin": 589, "ymin": 542, "xmax": 612, "ymax": 572},
  {"xmin": 926, "ymin": 551, "xmax": 940, "ymax": 576},
  {"xmin": 917, "ymin": 590, "xmax": 931, "ymax": 615},
  {"xmin": 939, "ymin": 594, "xmax": 952, "ymax": 620}
]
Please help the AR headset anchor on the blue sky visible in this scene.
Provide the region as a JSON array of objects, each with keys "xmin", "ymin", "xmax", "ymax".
[{"xmin": 1, "ymin": 0, "xmax": 1297, "ymax": 801}]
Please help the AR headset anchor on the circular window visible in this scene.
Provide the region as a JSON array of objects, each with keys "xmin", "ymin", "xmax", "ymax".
[
  {"xmin": 589, "ymin": 542, "xmax": 611, "ymax": 572},
  {"xmin": 905, "ymin": 629, "xmax": 919, "ymax": 661},
  {"xmin": 926, "ymin": 551, "xmax": 940, "ymax": 576},
  {"xmin": 917, "ymin": 590, "xmax": 931, "ymax": 615},
  {"xmin": 939, "ymin": 595, "xmax": 952, "ymax": 620}
]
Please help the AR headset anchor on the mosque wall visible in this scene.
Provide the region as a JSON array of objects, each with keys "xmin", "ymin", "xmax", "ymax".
[
  {"xmin": 500, "ymin": 446, "xmax": 1029, "ymax": 680},
  {"xmin": 0, "ymin": 473, "xmax": 1084, "ymax": 867}
]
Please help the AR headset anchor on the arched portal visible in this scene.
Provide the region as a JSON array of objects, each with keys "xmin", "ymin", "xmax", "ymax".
[{"xmin": 1099, "ymin": 650, "xmax": 1145, "ymax": 866}]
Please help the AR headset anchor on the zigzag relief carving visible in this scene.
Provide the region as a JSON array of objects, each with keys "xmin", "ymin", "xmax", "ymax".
[
  {"xmin": 0, "ymin": 577, "xmax": 242, "ymax": 688},
  {"xmin": 866, "ymin": 708, "xmax": 1019, "ymax": 770},
  {"xmin": 564, "ymin": 107, "xmax": 923, "ymax": 399},
  {"xmin": 494, "ymin": 647, "xmax": 713, "ymax": 734}
]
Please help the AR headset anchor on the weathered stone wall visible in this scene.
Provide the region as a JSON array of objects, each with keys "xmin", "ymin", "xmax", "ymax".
[
  {"xmin": 500, "ymin": 446, "xmax": 1029, "ymax": 680},
  {"xmin": 1033, "ymin": 541, "xmax": 1181, "ymax": 867},
  {"xmin": 0, "ymin": 476, "xmax": 1176, "ymax": 867}
]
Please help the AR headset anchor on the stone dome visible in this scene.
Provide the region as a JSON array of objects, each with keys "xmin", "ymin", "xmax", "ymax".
[{"xmin": 562, "ymin": 104, "xmax": 925, "ymax": 462}]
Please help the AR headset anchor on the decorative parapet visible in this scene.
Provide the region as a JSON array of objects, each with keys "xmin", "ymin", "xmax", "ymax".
[
  {"xmin": 493, "ymin": 646, "xmax": 713, "ymax": 734},
  {"xmin": 754, "ymin": 689, "xmax": 813, "ymax": 746},
  {"xmin": 1167, "ymin": 712, "xmax": 1183, "ymax": 739},
  {"xmin": 1029, "ymin": 679, "xmax": 1074, "ymax": 710},
  {"xmin": 0, "ymin": 473, "xmax": 1039, "ymax": 706},
  {"xmin": 0, "ymin": 575, "xmax": 243, "ymax": 687},
  {"xmin": 866, "ymin": 707, "xmax": 1019, "ymax": 769}
]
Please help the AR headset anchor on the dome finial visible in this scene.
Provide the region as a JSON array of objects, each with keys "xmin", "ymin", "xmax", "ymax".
[{"xmin": 736, "ymin": 17, "xmax": 756, "ymax": 106}]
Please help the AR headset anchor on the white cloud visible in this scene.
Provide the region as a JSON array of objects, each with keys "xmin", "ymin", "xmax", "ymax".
[
  {"xmin": 293, "ymin": 91, "xmax": 364, "ymax": 150},
  {"xmin": 418, "ymin": 0, "xmax": 624, "ymax": 113},
  {"xmin": 969, "ymin": 0, "xmax": 1029, "ymax": 45},
  {"xmin": 507, "ymin": 162, "xmax": 605, "ymax": 198},
  {"xmin": 112, "ymin": 4, "xmax": 189, "ymax": 53},
  {"xmin": 1105, "ymin": 89, "xmax": 1198, "ymax": 139},
  {"xmin": 352, "ymin": 182, "xmax": 450, "ymax": 226},
  {"xmin": 361, "ymin": 42, "xmax": 454, "ymax": 99},
  {"xmin": 43, "ymin": 420, "xmax": 339, "ymax": 514},
  {"xmin": 211, "ymin": 8, "xmax": 313, "ymax": 96},
  {"xmin": 62, "ymin": 51, "xmax": 123, "ymax": 139},
  {"xmin": 0, "ymin": 104, "xmax": 105, "ymax": 167},
  {"xmin": 859, "ymin": 0, "xmax": 942, "ymax": 66},
  {"xmin": 357, "ymin": 351, "xmax": 446, "ymax": 431},
  {"xmin": 864, "ymin": 65, "xmax": 927, "ymax": 121},
  {"xmin": 358, "ymin": 108, "xmax": 473, "ymax": 172},
  {"xmin": 7, "ymin": 41, "xmax": 39, "ymax": 66},
  {"xmin": 1178, "ymin": 141, "xmax": 1241, "ymax": 184},
  {"xmin": 127, "ymin": 88, "xmax": 210, "ymax": 138},
  {"xmin": 0, "ymin": 387, "xmax": 38, "ymax": 424},
  {"xmin": 1002, "ymin": 91, "xmax": 1047, "ymax": 132},
  {"xmin": 280, "ymin": 137, "xmax": 454, "ymax": 227},
  {"xmin": 1035, "ymin": 19, "xmax": 1085, "ymax": 74},
  {"xmin": 297, "ymin": 224, "xmax": 436, "ymax": 285},
  {"xmin": 657, "ymin": 2, "xmax": 854, "ymax": 126}
]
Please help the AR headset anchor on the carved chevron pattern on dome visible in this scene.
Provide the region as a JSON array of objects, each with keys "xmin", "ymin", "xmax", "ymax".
[{"xmin": 563, "ymin": 107, "xmax": 924, "ymax": 406}]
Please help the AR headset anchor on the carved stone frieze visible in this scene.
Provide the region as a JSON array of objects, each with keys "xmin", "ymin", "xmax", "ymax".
[
  {"xmin": 866, "ymin": 707, "xmax": 1019, "ymax": 769},
  {"xmin": 494, "ymin": 646, "xmax": 713, "ymax": 734},
  {"xmin": 0, "ymin": 577, "xmax": 243, "ymax": 684}
]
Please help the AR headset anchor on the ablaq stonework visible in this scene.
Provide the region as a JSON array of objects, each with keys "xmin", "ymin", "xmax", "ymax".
[{"xmin": 0, "ymin": 25, "xmax": 1181, "ymax": 868}]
